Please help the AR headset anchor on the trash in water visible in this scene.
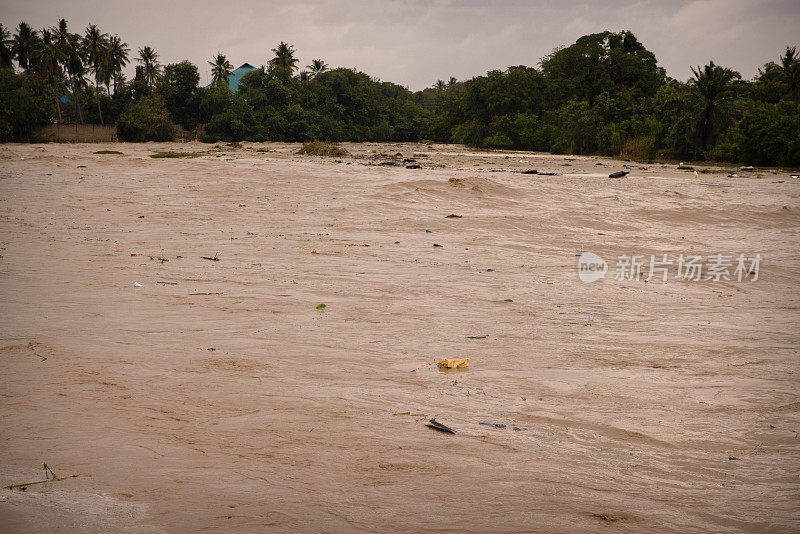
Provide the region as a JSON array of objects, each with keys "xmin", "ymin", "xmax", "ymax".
[
  {"xmin": 133, "ymin": 282, "xmax": 143, "ymax": 287},
  {"xmin": 588, "ymin": 313, "xmax": 595, "ymax": 324},
  {"xmin": 425, "ymin": 229, "xmax": 432, "ymax": 233},
  {"xmin": 609, "ymin": 171, "xmax": 629, "ymax": 178},
  {"xmin": 426, "ymin": 419, "xmax": 456, "ymax": 434},
  {"xmin": 433, "ymin": 243, "xmax": 443, "ymax": 247},
  {"xmin": 445, "ymin": 214, "xmax": 462, "ymax": 218},
  {"xmin": 316, "ymin": 303, "xmax": 327, "ymax": 309},
  {"xmin": 437, "ymin": 358, "xmax": 469, "ymax": 369},
  {"xmin": 8, "ymin": 463, "xmax": 79, "ymax": 490},
  {"xmin": 466, "ymin": 335, "xmax": 488, "ymax": 339},
  {"xmin": 412, "ymin": 362, "xmax": 433, "ymax": 372},
  {"xmin": 479, "ymin": 422, "xmax": 507, "ymax": 429}
]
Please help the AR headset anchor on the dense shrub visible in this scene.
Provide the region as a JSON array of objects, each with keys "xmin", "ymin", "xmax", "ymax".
[
  {"xmin": 116, "ymin": 95, "xmax": 176, "ymax": 141},
  {"xmin": 0, "ymin": 69, "xmax": 52, "ymax": 141},
  {"xmin": 297, "ymin": 141, "xmax": 347, "ymax": 156},
  {"xmin": 733, "ymin": 101, "xmax": 800, "ymax": 166}
]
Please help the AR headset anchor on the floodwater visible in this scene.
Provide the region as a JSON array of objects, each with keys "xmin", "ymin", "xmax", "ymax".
[{"xmin": 1, "ymin": 142, "xmax": 798, "ymax": 532}]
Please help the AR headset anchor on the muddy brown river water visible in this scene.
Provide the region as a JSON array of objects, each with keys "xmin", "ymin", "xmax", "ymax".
[{"xmin": 1, "ymin": 142, "xmax": 798, "ymax": 532}]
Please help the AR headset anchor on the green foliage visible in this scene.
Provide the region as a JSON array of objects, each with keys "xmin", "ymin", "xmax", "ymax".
[
  {"xmin": 203, "ymin": 97, "xmax": 256, "ymax": 142},
  {"xmin": 208, "ymin": 54, "xmax": 233, "ymax": 88},
  {"xmin": 160, "ymin": 60, "xmax": 200, "ymax": 130},
  {"xmin": 482, "ymin": 134, "xmax": 514, "ymax": 149},
  {"xmin": 137, "ymin": 46, "xmax": 161, "ymax": 88},
  {"xmin": 0, "ymin": 68, "xmax": 52, "ymax": 141},
  {"xmin": 540, "ymin": 31, "xmax": 665, "ymax": 104},
  {"xmin": 0, "ymin": 18, "xmax": 797, "ymax": 168},
  {"xmin": 688, "ymin": 61, "xmax": 741, "ymax": 154},
  {"xmin": 200, "ymin": 67, "xmax": 428, "ymax": 143},
  {"xmin": 733, "ymin": 100, "xmax": 800, "ymax": 166},
  {"xmin": 297, "ymin": 141, "xmax": 347, "ymax": 156},
  {"xmin": 149, "ymin": 151, "xmax": 199, "ymax": 158},
  {"xmin": 537, "ymin": 100, "xmax": 600, "ymax": 155},
  {"xmin": 597, "ymin": 123, "xmax": 624, "ymax": 156},
  {"xmin": 116, "ymin": 95, "xmax": 176, "ymax": 141}
]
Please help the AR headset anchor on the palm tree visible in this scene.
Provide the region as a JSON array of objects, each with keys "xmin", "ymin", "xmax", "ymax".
[
  {"xmin": 208, "ymin": 53, "xmax": 233, "ymax": 87},
  {"xmin": 0, "ymin": 23, "xmax": 13, "ymax": 69},
  {"xmin": 105, "ymin": 35, "xmax": 129, "ymax": 94},
  {"xmin": 137, "ymin": 45, "xmax": 161, "ymax": 88},
  {"xmin": 83, "ymin": 24, "xmax": 109, "ymax": 125},
  {"xmin": 269, "ymin": 41, "xmax": 298, "ymax": 73},
  {"xmin": 779, "ymin": 46, "xmax": 800, "ymax": 107},
  {"xmin": 36, "ymin": 28, "xmax": 66, "ymax": 123},
  {"xmin": 434, "ymin": 79, "xmax": 446, "ymax": 91},
  {"xmin": 57, "ymin": 21, "xmax": 86, "ymax": 124},
  {"xmin": 12, "ymin": 22, "xmax": 38, "ymax": 73},
  {"xmin": 689, "ymin": 61, "xmax": 740, "ymax": 154},
  {"xmin": 448, "ymin": 76, "xmax": 457, "ymax": 87},
  {"xmin": 307, "ymin": 58, "xmax": 328, "ymax": 77}
]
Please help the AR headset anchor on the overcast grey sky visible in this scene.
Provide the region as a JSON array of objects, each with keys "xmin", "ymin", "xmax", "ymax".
[{"xmin": 2, "ymin": 0, "xmax": 799, "ymax": 90}]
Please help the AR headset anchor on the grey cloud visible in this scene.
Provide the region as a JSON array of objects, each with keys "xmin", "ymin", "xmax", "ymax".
[{"xmin": 2, "ymin": 0, "xmax": 798, "ymax": 89}]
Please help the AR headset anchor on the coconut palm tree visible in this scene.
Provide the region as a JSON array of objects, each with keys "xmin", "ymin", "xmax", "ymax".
[
  {"xmin": 448, "ymin": 76, "xmax": 457, "ymax": 87},
  {"xmin": 0, "ymin": 23, "xmax": 13, "ymax": 69},
  {"xmin": 307, "ymin": 58, "xmax": 328, "ymax": 77},
  {"xmin": 208, "ymin": 53, "xmax": 233, "ymax": 87},
  {"xmin": 53, "ymin": 19, "xmax": 70, "ymax": 73},
  {"xmin": 83, "ymin": 24, "xmax": 109, "ymax": 125},
  {"xmin": 434, "ymin": 79, "xmax": 446, "ymax": 91},
  {"xmin": 689, "ymin": 61, "xmax": 740, "ymax": 154},
  {"xmin": 12, "ymin": 22, "xmax": 38, "ymax": 73},
  {"xmin": 36, "ymin": 28, "xmax": 66, "ymax": 123},
  {"xmin": 57, "ymin": 21, "xmax": 86, "ymax": 124},
  {"xmin": 137, "ymin": 45, "xmax": 161, "ymax": 88},
  {"xmin": 269, "ymin": 41, "xmax": 298, "ymax": 73},
  {"xmin": 105, "ymin": 35, "xmax": 129, "ymax": 94},
  {"xmin": 779, "ymin": 46, "xmax": 800, "ymax": 107}
]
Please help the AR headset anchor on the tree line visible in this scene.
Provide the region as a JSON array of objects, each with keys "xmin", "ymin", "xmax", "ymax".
[{"xmin": 1, "ymin": 21, "xmax": 798, "ymax": 166}]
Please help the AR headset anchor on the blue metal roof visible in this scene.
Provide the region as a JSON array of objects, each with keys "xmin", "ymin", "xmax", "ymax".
[{"xmin": 206, "ymin": 63, "xmax": 257, "ymax": 91}]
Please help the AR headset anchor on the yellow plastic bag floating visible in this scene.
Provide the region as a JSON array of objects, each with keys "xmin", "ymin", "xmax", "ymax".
[{"xmin": 437, "ymin": 358, "xmax": 469, "ymax": 369}]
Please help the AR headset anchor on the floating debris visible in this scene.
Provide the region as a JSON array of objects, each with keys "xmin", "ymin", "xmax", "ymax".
[
  {"xmin": 426, "ymin": 419, "xmax": 456, "ymax": 434},
  {"xmin": 438, "ymin": 358, "xmax": 469, "ymax": 369}
]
